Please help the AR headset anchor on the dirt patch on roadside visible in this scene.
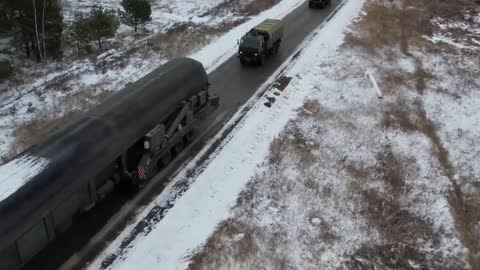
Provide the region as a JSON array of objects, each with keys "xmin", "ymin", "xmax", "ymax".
[{"xmin": 188, "ymin": 219, "xmax": 260, "ymax": 269}]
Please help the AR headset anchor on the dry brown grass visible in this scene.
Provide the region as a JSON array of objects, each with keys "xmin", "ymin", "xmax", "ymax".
[
  {"xmin": 381, "ymin": 96, "xmax": 480, "ymax": 268},
  {"xmin": 140, "ymin": 0, "xmax": 283, "ymax": 59},
  {"xmin": 145, "ymin": 20, "xmax": 246, "ymax": 59},
  {"xmin": 13, "ymin": 111, "xmax": 82, "ymax": 153},
  {"xmin": 188, "ymin": 219, "xmax": 260, "ymax": 270},
  {"xmin": 10, "ymin": 90, "xmax": 113, "ymax": 159},
  {"xmin": 343, "ymin": 0, "xmax": 477, "ymax": 55},
  {"xmin": 381, "ymin": 98, "xmax": 453, "ymax": 176},
  {"xmin": 413, "ymin": 61, "xmax": 436, "ymax": 95},
  {"xmin": 448, "ymin": 182, "xmax": 480, "ymax": 268},
  {"xmin": 344, "ymin": 144, "xmax": 450, "ymax": 268}
]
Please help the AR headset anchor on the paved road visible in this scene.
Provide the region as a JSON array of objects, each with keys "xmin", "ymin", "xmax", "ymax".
[
  {"xmin": 209, "ymin": 1, "xmax": 339, "ymax": 119},
  {"xmin": 22, "ymin": 1, "xmax": 341, "ymax": 269}
]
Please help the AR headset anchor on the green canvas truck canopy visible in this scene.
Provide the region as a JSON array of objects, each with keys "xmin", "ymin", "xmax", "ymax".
[{"xmin": 253, "ymin": 19, "xmax": 284, "ymax": 40}]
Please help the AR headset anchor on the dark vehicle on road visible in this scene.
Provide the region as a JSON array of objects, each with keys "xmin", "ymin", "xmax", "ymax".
[
  {"xmin": 309, "ymin": 0, "xmax": 330, "ymax": 8},
  {"xmin": 0, "ymin": 57, "xmax": 219, "ymax": 270},
  {"xmin": 238, "ymin": 19, "xmax": 284, "ymax": 66}
]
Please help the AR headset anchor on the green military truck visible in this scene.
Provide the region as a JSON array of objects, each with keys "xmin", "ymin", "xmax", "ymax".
[{"xmin": 238, "ymin": 19, "xmax": 284, "ymax": 65}]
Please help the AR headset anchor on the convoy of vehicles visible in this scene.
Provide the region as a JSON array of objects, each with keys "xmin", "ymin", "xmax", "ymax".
[
  {"xmin": 0, "ymin": 57, "xmax": 219, "ymax": 270},
  {"xmin": 238, "ymin": 19, "xmax": 284, "ymax": 65},
  {"xmin": 0, "ymin": 2, "xmax": 333, "ymax": 269}
]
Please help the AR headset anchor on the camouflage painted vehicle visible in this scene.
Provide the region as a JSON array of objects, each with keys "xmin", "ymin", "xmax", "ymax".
[{"xmin": 238, "ymin": 19, "xmax": 284, "ymax": 65}]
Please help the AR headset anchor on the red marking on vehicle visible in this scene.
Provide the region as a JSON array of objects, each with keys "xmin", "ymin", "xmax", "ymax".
[{"xmin": 138, "ymin": 166, "xmax": 146, "ymax": 180}]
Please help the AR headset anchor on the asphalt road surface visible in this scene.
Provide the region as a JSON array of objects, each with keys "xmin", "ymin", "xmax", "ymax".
[{"xmin": 22, "ymin": 1, "xmax": 341, "ymax": 269}]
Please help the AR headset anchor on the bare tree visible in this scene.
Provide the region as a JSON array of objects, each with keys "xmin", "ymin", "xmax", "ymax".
[
  {"xmin": 32, "ymin": 0, "xmax": 44, "ymax": 63},
  {"xmin": 42, "ymin": 0, "xmax": 46, "ymax": 61}
]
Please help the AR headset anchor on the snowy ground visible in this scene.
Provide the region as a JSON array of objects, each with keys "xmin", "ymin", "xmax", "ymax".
[
  {"xmin": 85, "ymin": 0, "xmax": 480, "ymax": 269},
  {"xmin": 0, "ymin": 0, "xmax": 300, "ymax": 161},
  {"xmin": 85, "ymin": 1, "xmax": 365, "ymax": 269}
]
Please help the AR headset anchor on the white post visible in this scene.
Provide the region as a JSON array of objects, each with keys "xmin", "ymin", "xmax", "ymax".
[{"xmin": 366, "ymin": 70, "xmax": 383, "ymax": 99}]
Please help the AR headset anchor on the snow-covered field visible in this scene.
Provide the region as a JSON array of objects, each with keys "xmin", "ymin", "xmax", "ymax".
[
  {"xmin": 84, "ymin": 0, "xmax": 480, "ymax": 269},
  {"xmin": 85, "ymin": 0, "xmax": 367, "ymax": 269}
]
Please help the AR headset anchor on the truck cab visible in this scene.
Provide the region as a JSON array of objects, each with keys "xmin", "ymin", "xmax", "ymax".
[
  {"xmin": 238, "ymin": 29, "xmax": 266, "ymax": 65},
  {"xmin": 238, "ymin": 19, "xmax": 283, "ymax": 66}
]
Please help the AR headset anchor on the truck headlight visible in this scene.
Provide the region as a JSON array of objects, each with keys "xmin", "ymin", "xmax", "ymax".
[
  {"xmin": 240, "ymin": 51, "xmax": 243, "ymax": 54},
  {"xmin": 255, "ymin": 53, "xmax": 258, "ymax": 56},
  {"xmin": 144, "ymin": 141, "xmax": 150, "ymax": 150}
]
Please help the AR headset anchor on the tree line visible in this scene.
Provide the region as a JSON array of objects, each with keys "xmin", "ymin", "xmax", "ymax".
[{"xmin": 0, "ymin": 0, "xmax": 152, "ymax": 62}]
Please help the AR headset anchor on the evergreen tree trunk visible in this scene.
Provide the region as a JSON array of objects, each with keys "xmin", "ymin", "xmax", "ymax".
[
  {"xmin": 32, "ymin": 0, "xmax": 44, "ymax": 63},
  {"xmin": 42, "ymin": 0, "xmax": 46, "ymax": 62},
  {"xmin": 134, "ymin": 17, "xmax": 137, "ymax": 32},
  {"xmin": 24, "ymin": 39, "xmax": 30, "ymax": 57},
  {"xmin": 98, "ymin": 37, "xmax": 102, "ymax": 49}
]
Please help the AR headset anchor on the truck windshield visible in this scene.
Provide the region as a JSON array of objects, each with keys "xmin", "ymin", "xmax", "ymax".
[{"xmin": 241, "ymin": 38, "xmax": 261, "ymax": 49}]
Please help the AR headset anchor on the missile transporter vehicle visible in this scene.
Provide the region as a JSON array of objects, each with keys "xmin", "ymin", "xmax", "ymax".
[
  {"xmin": 238, "ymin": 19, "xmax": 284, "ymax": 65},
  {"xmin": 0, "ymin": 57, "xmax": 219, "ymax": 270}
]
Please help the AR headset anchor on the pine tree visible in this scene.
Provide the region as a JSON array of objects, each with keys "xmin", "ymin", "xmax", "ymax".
[
  {"xmin": 121, "ymin": 0, "xmax": 151, "ymax": 33},
  {"xmin": 70, "ymin": 13, "xmax": 91, "ymax": 54},
  {"xmin": 10, "ymin": 0, "xmax": 63, "ymax": 62},
  {"xmin": 88, "ymin": 5, "xmax": 119, "ymax": 49}
]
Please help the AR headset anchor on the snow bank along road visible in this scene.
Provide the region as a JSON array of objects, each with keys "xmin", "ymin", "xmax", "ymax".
[{"xmin": 19, "ymin": 1, "xmax": 344, "ymax": 270}]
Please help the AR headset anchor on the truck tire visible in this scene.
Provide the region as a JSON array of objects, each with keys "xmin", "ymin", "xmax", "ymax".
[
  {"xmin": 239, "ymin": 58, "xmax": 247, "ymax": 65},
  {"xmin": 185, "ymin": 131, "xmax": 194, "ymax": 142},
  {"xmin": 259, "ymin": 55, "xmax": 265, "ymax": 66},
  {"xmin": 174, "ymin": 140, "xmax": 184, "ymax": 154},
  {"xmin": 274, "ymin": 42, "xmax": 280, "ymax": 55},
  {"xmin": 158, "ymin": 151, "xmax": 172, "ymax": 168},
  {"xmin": 308, "ymin": 2, "xmax": 313, "ymax": 8}
]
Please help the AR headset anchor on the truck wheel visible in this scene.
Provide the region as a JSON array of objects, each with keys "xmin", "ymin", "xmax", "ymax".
[
  {"xmin": 158, "ymin": 151, "xmax": 172, "ymax": 168},
  {"xmin": 240, "ymin": 58, "xmax": 246, "ymax": 65},
  {"xmin": 174, "ymin": 140, "xmax": 184, "ymax": 154},
  {"xmin": 308, "ymin": 2, "xmax": 313, "ymax": 8},
  {"xmin": 184, "ymin": 131, "xmax": 194, "ymax": 143},
  {"xmin": 259, "ymin": 55, "xmax": 265, "ymax": 66},
  {"xmin": 274, "ymin": 43, "xmax": 280, "ymax": 55}
]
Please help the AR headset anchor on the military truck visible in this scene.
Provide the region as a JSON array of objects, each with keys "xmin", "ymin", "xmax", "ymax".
[
  {"xmin": 0, "ymin": 57, "xmax": 219, "ymax": 270},
  {"xmin": 238, "ymin": 19, "xmax": 284, "ymax": 65},
  {"xmin": 309, "ymin": 0, "xmax": 330, "ymax": 8}
]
